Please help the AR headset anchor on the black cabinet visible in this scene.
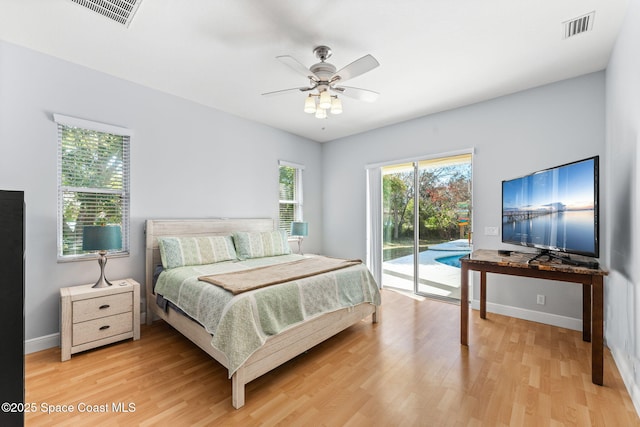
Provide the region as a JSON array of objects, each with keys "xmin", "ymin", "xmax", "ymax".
[{"xmin": 0, "ymin": 190, "xmax": 24, "ymax": 427}]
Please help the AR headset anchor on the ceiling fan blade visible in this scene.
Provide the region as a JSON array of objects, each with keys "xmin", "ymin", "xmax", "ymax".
[
  {"xmin": 262, "ymin": 87, "xmax": 313, "ymax": 97},
  {"xmin": 333, "ymin": 54, "xmax": 379, "ymax": 82},
  {"xmin": 332, "ymin": 86, "xmax": 379, "ymax": 103},
  {"xmin": 276, "ymin": 55, "xmax": 318, "ymax": 81}
]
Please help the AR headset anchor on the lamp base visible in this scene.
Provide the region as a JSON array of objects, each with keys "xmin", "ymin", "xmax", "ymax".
[
  {"xmin": 92, "ymin": 251, "xmax": 114, "ymax": 288},
  {"xmin": 92, "ymin": 276, "xmax": 114, "ymax": 288},
  {"xmin": 297, "ymin": 237, "xmax": 304, "ymax": 255}
]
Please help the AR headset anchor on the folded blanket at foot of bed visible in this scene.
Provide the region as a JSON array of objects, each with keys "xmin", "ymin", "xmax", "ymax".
[{"xmin": 198, "ymin": 256, "xmax": 362, "ymax": 294}]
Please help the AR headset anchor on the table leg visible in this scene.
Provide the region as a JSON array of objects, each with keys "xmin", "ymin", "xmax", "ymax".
[
  {"xmin": 582, "ymin": 283, "xmax": 591, "ymax": 342},
  {"xmin": 480, "ymin": 271, "xmax": 487, "ymax": 319},
  {"xmin": 461, "ymin": 263, "xmax": 469, "ymax": 346},
  {"xmin": 592, "ymin": 275, "xmax": 604, "ymax": 385}
]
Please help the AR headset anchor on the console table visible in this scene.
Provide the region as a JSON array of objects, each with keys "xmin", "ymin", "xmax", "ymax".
[{"xmin": 460, "ymin": 249, "xmax": 607, "ymax": 385}]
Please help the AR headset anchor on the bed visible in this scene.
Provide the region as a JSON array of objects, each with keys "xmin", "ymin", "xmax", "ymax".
[{"xmin": 145, "ymin": 218, "xmax": 381, "ymax": 409}]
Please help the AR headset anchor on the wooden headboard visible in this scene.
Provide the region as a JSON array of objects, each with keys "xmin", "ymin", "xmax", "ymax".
[{"xmin": 144, "ymin": 218, "xmax": 274, "ymax": 321}]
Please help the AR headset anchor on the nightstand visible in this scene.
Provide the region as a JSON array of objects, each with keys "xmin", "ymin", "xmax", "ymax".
[{"xmin": 60, "ymin": 278, "xmax": 140, "ymax": 361}]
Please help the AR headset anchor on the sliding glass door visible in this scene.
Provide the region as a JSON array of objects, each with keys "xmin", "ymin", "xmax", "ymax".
[
  {"xmin": 381, "ymin": 163, "xmax": 418, "ymax": 293},
  {"xmin": 380, "ymin": 153, "xmax": 472, "ymax": 301}
]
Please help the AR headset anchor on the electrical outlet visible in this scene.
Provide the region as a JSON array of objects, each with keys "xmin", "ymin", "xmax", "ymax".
[
  {"xmin": 484, "ymin": 226, "xmax": 499, "ymax": 236},
  {"xmin": 536, "ymin": 294, "xmax": 545, "ymax": 305}
]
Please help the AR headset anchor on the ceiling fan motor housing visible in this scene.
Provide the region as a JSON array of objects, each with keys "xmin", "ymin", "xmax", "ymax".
[{"xmin": 310, "ymin": 62, "xmax": 337, "ymax": 82}]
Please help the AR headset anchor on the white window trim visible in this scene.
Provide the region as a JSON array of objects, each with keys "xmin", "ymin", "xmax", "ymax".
[
  {"xmin": 278, "ymin": 160, "xmax": 305, "ymax": 170},
  {"xmin": 53, "ymin": 114, "xmax": 133, "ymax": 137}
]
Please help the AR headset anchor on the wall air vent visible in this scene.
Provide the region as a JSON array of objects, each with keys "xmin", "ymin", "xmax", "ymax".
[
  {"xmin": 70, "ymin": 0, "xmax": 143, "ymax": 27},
  {"xmin": 563, "ymin": 11, "xmax": 595, "ymax": 39}
]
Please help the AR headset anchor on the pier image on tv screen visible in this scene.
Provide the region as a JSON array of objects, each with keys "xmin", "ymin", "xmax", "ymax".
[{"xmin": 502, "ymin": 157, "xmax": 598, "ymax": 257}]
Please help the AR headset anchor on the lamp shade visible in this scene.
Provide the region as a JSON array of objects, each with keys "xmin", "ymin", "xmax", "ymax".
[
  {"xmin": 304, "ymin": 95, "xmax": 316, "ymax": 113},
  {"xmin": 290, "ymin": 221, "xmax": 308, "ymax": 237},
  {"xmin": 330, "ymin": 97, "xmax": 343, "ymax": 114},
  {"xmin": 319, "ymin": 91, "xmax": 332, "ymax": 109},
  {"xmin": 82, "ymin": 225, "xmax": 122, "ymax": 251}
]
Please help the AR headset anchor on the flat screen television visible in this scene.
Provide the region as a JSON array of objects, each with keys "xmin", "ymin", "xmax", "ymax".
[{"xmin": 502, "ymin": 156, "xmax": 599, "ymax": 265}]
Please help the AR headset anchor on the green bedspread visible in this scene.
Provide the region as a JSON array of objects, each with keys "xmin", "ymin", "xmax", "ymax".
[{"xmin": 154, "ymin": 254, "xmax": 381, "ymax": 376}]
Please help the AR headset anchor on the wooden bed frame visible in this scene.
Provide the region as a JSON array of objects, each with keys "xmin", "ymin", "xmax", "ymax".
[{"xmin": 145, "ymin": 218, "xmax": 379, "ymax": 409}]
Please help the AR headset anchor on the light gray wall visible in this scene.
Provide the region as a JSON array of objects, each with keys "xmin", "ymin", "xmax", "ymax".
[
  {"xmin": 0, "ymin": 41, "xmax": 322, "ymax": 341},
  {"xmin": 605, "ymin": 0, "xmax": 640, "ymax": 411},
  {"xmin": 322, "ymin": 72, "xmax": 606, "ymax": 321}
]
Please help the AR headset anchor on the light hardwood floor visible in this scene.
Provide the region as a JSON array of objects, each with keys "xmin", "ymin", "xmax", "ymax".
[{"xmin": 26, "ymin": 289, "xmax": 639, "ymax": 426}]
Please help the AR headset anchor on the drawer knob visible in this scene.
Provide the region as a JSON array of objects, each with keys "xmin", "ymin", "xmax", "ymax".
[
  {"xmin": 99, "ymin": 304, "xmax": 110, "ymax": 310},
  {"xmin": 99, "ymin": 325, "xmax": 110, "ymax": 331}
]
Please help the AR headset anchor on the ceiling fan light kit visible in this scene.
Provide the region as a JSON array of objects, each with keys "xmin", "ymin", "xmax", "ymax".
[
  {"xmin": 303, "ymin": 91, "xmax": 344, "ymax": 117},
  {"xmin": 263, "ymin": 45, "xmax": 380, "ymax": 119}
]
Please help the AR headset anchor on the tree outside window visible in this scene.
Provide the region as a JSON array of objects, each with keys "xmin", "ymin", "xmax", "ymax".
[{"xmin": 383, "ymin": 157, "xmax": 471, "ymax": 260}]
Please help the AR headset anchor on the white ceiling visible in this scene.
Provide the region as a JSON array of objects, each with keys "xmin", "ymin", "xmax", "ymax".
[{"xmin": 0, "ymin": 0, "xmax": 630, "ymax": 142}]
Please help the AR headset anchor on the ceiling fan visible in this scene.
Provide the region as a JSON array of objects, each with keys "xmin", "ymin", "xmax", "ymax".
[{"xmin": 262, "ymin": 45, "xmax": 380, "ymax": 118}]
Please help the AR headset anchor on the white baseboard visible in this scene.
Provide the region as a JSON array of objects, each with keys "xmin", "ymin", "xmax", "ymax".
[
  {"xmin": 25, "ymin": 333, "xmax": 60, "ymax": 354},
  {"xmin": 471, "ymin": 299, "xmax": 582, "ymax": 331},
  {"xmin": 25, "ymin": 311, "xmax": 147, "ymax": 354},
  {"xmin": 610, "ymin": 345, "xmax": 640, "ymax": 417}
]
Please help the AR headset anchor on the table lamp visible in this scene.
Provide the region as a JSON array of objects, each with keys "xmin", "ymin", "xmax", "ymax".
[
  {"xmin": 82, "ymin": 225, "xmax": 122, "ymax": 288},
  {"xmin": 290, "ymin": 221, "xmax": 308, "ymax": 254}
]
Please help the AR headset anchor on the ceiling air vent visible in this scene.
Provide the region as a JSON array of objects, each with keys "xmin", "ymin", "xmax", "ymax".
[
  {"xmin": 70, "ymin": 0, "xmax": 143, "ymax": 27},
  {"xmin": 563, "ymin": 11, "xmax": 595, "ymax": 39}
]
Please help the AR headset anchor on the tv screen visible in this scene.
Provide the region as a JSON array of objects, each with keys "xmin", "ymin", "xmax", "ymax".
[{"xmin": 502, "ymin": 156, "xmax": 599, "ymax": 258}]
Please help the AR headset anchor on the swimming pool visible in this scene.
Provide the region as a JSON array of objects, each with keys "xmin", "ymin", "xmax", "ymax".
[
  {"xmin": 385, "ymin": 239, "xmax": 471, "ymax": 268},
  {"xmin": 435, "ymin": 254, "xmax": 466, "ymax": 268}
]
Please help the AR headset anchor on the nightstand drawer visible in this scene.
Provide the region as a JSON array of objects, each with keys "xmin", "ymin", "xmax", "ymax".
[
  {"xmin": 72, "ymin": 292, "xmax": 132, "ymax": 323},
  {"xmin": 73, "ymin": 312, "xmax": 133, "ymax": 346}
]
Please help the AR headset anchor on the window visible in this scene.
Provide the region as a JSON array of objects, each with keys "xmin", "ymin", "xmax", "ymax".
[
  {"xmin": 55, "ymin": 114, "xmax": 131, "ymax": 260},
  {"xmin": 278, "ymin": 160, "xmax": 304, "ymax": 235}
]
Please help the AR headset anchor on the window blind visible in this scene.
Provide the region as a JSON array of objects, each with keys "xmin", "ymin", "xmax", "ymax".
[{"xmin": 55, "ymin": 115, "xmax": 131, "ymax": 260}]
